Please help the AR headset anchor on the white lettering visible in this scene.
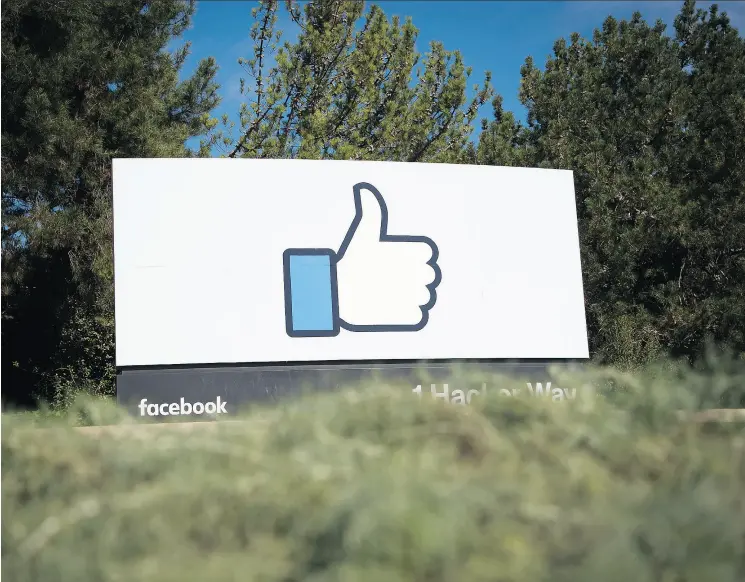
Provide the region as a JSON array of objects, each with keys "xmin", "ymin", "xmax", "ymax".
[
  {"xmin": 527, "ymin": 382, "xmax": 551, "ymax": 397},
  {"xmin": 431, "ymin": 384, "xmax": 449, "ymax": 401},
  {"xmin": 451, "ymin": 389, "xmax": 466, "ymax": 405},
  {"xmin": 216, "ymin": 397, "xmax": 227, "ymax": 413},
  {"xmin": 409, "ymin": 381, "xmax": 579, "ymax": 406},
  {"xmin": 136, "ymin": 397, "xmax": 229, "ymax": 417}
]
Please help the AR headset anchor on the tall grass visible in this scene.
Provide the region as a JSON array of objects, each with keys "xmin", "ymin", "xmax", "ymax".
[{"xmin": 3, "ymin": 360, "xmax": 745, "ymax": 582}]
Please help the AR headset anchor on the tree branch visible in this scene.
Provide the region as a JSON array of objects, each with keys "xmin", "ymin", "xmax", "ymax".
[
  {"xmin": 407, "ymin": 107, "xmax": 457, "ymax": 162},
  {"xmin": 229, "ymin": 2, "xmax": 276, "ymax": 158}
]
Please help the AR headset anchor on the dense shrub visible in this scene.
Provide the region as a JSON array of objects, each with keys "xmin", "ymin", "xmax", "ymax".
[{"xmin": 3, "ymin": 363, "xmax": 744, "ymax": 582}]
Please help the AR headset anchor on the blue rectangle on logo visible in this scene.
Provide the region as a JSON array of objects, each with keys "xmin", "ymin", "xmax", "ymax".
[{"xmin": 288, "ymin": 253, "xmax": 334, "ymax": 332}]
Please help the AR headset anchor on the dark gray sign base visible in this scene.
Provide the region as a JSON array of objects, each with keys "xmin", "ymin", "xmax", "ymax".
[{"xmin": 117, "ymin": 361, "xmax": 584, "ymax": 421}]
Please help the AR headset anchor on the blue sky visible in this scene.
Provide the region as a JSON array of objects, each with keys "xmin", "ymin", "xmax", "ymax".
[{"xmin": 174, "ymin": 0, "xmax": 745, "ymax": 148}]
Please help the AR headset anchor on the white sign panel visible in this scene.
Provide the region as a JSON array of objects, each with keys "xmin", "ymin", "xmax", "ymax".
[{"xmin": 113, "ymin": 158, "xmax": 588, "ymax": 366}]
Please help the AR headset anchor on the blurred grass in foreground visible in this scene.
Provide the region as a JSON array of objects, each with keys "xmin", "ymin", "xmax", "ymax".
[{"xmin": 3, "ymin": 359, "xmax": 745, "ymax": 582}]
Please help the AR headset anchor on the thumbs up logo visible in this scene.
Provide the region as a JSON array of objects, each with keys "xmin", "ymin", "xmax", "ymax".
[{"xmin": 283, "ymin": 182, "xmax": 441, "ymax": 337}]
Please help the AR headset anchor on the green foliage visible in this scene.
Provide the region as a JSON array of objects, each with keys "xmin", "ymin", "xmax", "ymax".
[
  {"xmin": 478, "ymin": 0, "xmax": 745, "ymax": 367},
  {"xmin": 2, "ymin": 0, "xmax": 744, "ymax": 408},
  {"xmin": 1, "ymin": 0, "xmax": 221, "ymax": 407},
  {"xmin": 215, "ymin": 0, "xmax": 492, "ymax": 162},
  {"xmin": 3, "ymin": 363, "xmax": 745, "ymax": 582}
]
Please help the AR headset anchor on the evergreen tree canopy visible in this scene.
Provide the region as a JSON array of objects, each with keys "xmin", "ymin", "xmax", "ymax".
[
  {"xmin": 215, "ymin": 0, "xmax": 493, "ymax": 162},
  {"xmin": 1, "ymin": 0, "xmax": 220, "ymax": 406},
  {"xmin": 478, "ymin": 0, "xmax": 745, "ymax": 367}
]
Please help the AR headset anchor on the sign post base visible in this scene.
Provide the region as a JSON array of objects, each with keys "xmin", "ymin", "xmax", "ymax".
[{"xmin": 117, "ymin": 361, "xmax": 586, "ymax": 421}]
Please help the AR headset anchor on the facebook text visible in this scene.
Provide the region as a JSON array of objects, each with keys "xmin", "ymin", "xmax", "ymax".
[{"xmin": 137, "ymin": 397, "xmax": 228, "ymax": 417}]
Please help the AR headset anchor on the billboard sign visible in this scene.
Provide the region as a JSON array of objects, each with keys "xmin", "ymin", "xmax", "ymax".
[{"xmin": 113, "ymin": 158, "xmax": 588, "ymax": 416}]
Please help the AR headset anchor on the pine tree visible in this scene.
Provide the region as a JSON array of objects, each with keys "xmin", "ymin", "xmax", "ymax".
[
  {"xmin": 214, "ymin": 0, "xmax": 492, "ymax": 163},
  {"xmin": 1, "ymin": 0, "xmax": 220, "ymax": 406},
  {"xmin": 479, "ymin": 0, "xmax": 745, "ymax": 367},
  {"xmin": 669, "ymin": 0, "xmax": 745, "ymax": 360}
]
